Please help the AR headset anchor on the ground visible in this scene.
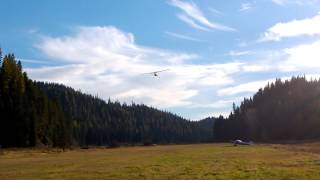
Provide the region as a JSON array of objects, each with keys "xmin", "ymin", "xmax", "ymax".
[{"xmin": 1, "ymin": 143, "xmax": 320, "ymax": 179}]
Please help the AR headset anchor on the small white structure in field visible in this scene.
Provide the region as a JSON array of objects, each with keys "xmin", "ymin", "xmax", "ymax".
[{"xmin": 232, "ymin": 139, "xmax": 253, "ymax": 146}]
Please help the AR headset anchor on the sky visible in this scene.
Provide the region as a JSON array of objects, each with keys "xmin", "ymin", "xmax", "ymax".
[{"xmin": 1, "ymin": 0, "xmax": 320, "ymax": 120}]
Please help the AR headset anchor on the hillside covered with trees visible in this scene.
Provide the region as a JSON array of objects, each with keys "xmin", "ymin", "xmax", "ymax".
[
  {"xmin": 4, "ymin": 48, "xmax": 320, "ymax": 148},
  {"xmin": 36, "ymin": 82, "xmax": 214, "ymax": 146},
  {"xmin": 214, "ymin": 77, "xmax": 320, "ymax": 142},
  {"xmin": 0, "ymin": 50, "xmax": 214, "ymax": 148}
]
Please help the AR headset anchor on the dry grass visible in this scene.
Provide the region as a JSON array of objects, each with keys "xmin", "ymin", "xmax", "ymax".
[{"xmin": 0, "ymin": 143, "xmax": 320, "ymax": 179}]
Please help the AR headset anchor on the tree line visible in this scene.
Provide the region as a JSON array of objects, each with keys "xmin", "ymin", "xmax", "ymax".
[
  {"xmin": 7, "ymin": 48, "xmax": 318, "ymax": 147},
  {"xmin": 0, "ymin": 50, "xmax": 215, "ymax": 148},
  {"xmin": 36, "ymin": 82, "xmax": 215, "ymax": 146},
  {"xmin": 0, "ymin": 50, "xmax": 70, "ymax": 148},
  {"xmin": 214, "ymin": 76, "xmax": 320, "ymax": 142}
]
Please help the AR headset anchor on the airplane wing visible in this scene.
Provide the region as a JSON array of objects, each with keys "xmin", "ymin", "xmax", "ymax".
[
  {"xmin": 153, "ymin": 69, "xmax": 170, "ymax": 73},
  {"xmin": 142, "ymin": 69, "xmax": 169, "ymax": 74}
]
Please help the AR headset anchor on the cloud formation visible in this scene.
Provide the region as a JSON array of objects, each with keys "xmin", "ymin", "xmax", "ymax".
[
  {"xmin": 229, "ymin": 50, "xmax": 253, "ymax": 56},
  {"xmin": 165, "ymin": 31, "xmax": 204, "ymax": 42},
  {"xmin": 27, "ymin": 24, "xmax": 320, "ymax": 119},
  {"xmin": 217, "ymin": 77, "xmax": 293, "ymax": 96},
  {"xmin": 280, "ymin": 40, "xmax": 320, "ymax": 70},
  {"xmin": 169, "ymin": 0, "xmax": 235, "ymax": 31},
  {"xmin": 27, "ymin": 26, "xmax": 244, "ymax": 114},
  {"xmin": 260, "ymin": 14, "xmax": 320, "ymax": 41},
  {"xmin": 217, "ymin": 79, "xmax": 270, "ymax": 96},
  {"xmin": 239, "ymin": 3, "xmax": 252, "ymax": 12}
]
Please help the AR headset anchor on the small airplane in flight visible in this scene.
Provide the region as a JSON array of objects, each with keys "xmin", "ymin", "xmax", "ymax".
[{"xmin": 143, "ymin": 69, "xmax": 169, "ymax": 77}]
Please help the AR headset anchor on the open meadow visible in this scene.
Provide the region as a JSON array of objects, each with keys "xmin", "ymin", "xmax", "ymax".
[{"xmin": 1, "ymin": 143, "xmax": 320, "ymax": 179}]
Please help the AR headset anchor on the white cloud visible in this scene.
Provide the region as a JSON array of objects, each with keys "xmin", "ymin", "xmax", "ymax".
[
  {"xmin": 116, "ymin": 87, "xmax": 198, "ymax": 107},
  {"xmin": 217, "ymin": 73, "xmax": 320, "ymax": 97},
  {"xmin": 169, "ymin": 0, "xmax": 235, "ymax": 31},
  {"xmin": 29, "ymin": 26, "xmax": 299, "ymax": 119},
  {"xmin": 165, "ymin": 31, "xmax": 204, "ymax": 42},
  {"xmin": 280, "ymin": 40, "xmax": 320, "ymax": 70},
  {"xmin": 217, "ymin": 79, "xmax": 268, "ymax": 96},
  {"xmin": 27, "ymin": 26, "xmax": 244, "ymax": 111},
  {"xmin": 305, "ymin": 74, "xmax": 320, "ymax": 80},
  {"xmin": 229, "ymin": 39, "xmax": 320, "ymax": 73},
  {"xmin": 192, "ymin": 98, "xmax": 242, "ymax": 109},
  {"xmin": 239, "ymin": 3, "xmax": 252, "ymax": 12},
  {"xmin": 198, "ymin": 111, "xmax": 230, "ymax": 119},
  {"xmin": 212, "ymin": 111, "xmax": 230, "ymax": 118},
  {"xmin": 218, "ymin": 79, "xmax": 269, "ymax": 96},
  {"xmin": 272, "ymin": 0, "xmax": 286, "ymax": 5},
  {"xmin": 242, "ymin": 64, "xmax": 271, "ymax": 72},
  {"xmin": 260, "ymin": 14, "xmax": 320, "ymax": 41},
  {"xmin": 177, "ymin": 14, "xmax": 211, "ymax": 31},
  {"xmin": 209, "ymin": 100, "xmax": 236, "ymax": 108},
  {"xmin": 218, "ymin": 77, "xmax": 294, "ymax": 96},
  {"xmin": 229, "ymin": 50, "xmax": 253, "ymax": 56}
]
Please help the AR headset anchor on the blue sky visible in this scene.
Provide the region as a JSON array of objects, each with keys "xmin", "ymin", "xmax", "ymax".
[{"xmin": 1, "ymin": 0, "xmax": 320, "ymax": 120}]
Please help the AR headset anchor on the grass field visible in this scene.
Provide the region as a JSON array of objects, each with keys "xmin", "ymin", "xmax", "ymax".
[{"xmin": 1, "ymin": 143, "xmax": 320, "ymax": 179}]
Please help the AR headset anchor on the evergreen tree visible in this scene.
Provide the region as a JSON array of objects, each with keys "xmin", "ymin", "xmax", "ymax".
[
  {"xmin": 0, "ymin": 48, "xmax": 2, "ymax": 64},
  {"xmin": 214, "ymin": 76, "xmax": 320, "ymax": 142},
  {"xmin": 0, "ymin": 52, "xmax": 71, "ymax": 147}
]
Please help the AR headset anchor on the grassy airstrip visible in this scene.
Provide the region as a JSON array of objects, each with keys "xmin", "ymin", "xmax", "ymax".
[{"xmin": 1, "ymin": 144, "xmax": 320, "ymax": 179}]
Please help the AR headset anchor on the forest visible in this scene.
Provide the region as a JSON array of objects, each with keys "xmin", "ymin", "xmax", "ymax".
[
  {"xmin": 2, "ymin": 48, "xmax": 320, "ymax": 148},
  {"xmin": 214, "ymin": 76, "xmax": 320, "ymax": 142},
  {"xmin": 0, "ymin": 50, "xmax": 214, "ymax": 148}
]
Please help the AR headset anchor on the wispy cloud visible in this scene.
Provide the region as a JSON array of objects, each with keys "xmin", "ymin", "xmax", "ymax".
[
  {"xmin": 165, "ymin": 31, "xmax": 204, "ymax": 42},
  {"xmin": 169, "ymin": 0, "xmax": 235, "ymax": 31},
  {"xmin": 217, "ymin": 77, "xmax": 291, "ymax": 96},
  {"xmin": 177, "ymin": 14, "xmax": 211, "ymax": 31},
  {"xmin": 17, "ymin": 58, "xmax": 56, "ymax": 65},
  {"xmin": 239, "ymin": 3, "xmax": 252, "ymax": 12},
  {"xmin": 272, "ymin": 0, "xmax": 287, "ymax": 5},
  {"xmin": 260, "ymin": 14, "xmax": 320, "ymax": 41},
  {"xmin": 229, "ymin": 50, "xmax": 253, "ymax": 56},
  {"xmin": 208, "ymin": 7, "xmax": 223, "ymax": 16},
  {"xmin": 217, "ymin": 80, "xmax": 264, "ymax": 96}
]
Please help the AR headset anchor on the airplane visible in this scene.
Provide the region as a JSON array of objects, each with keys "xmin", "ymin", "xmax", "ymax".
[{"xmin": 142, "ymin": 69, "xmax": 169, "ymax": 77}]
